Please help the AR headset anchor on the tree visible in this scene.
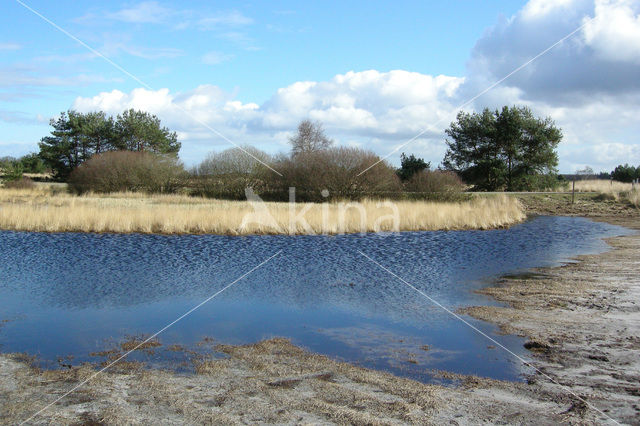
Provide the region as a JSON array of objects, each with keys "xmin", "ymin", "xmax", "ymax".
[
  {"xmin": 39, "ymin": 109, "xmax": 179, "ymax": 180},
  {"xmin": 289, "ymin": 120, "xmax": 333, "ymax": 156},
  {"xmin": 576, "ymin": 166, "xmax": 594, "ymax": 176},
  {"xmin": 611, "ymin": 164, "xmax": 639, "ymax": 183},
  {"xmin": 114, "ymin": 109, "xmax": 180, "ymax": 154},
  {"xmin": 396, "ymin": 153, "xmax": 430, "ymax": 181},
  {"xmin": 443, "ymin": 106, "xmax": 562, "ymax": 191},
  {"xmin": 39, "ymin": 111, "xmax": 86, "ymax": 180},
  {"xmin": 19, "ymin": 153, "xmax": 46, "ymax": 174}
]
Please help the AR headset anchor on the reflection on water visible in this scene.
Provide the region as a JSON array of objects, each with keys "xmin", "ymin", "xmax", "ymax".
[{"xmin": 0, "ymin": 216, "xmax": 632, "ymax": 382}]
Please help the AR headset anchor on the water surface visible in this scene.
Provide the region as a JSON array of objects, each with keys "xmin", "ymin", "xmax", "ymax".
[{"xmin": 0, "ymin": 216, "xmax": 632, "ymax": 383}]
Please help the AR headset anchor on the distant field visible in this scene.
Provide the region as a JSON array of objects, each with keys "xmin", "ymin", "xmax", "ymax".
[{"xmin": 0, "ymin": 187, "xmax": 524, "ymax": 235}]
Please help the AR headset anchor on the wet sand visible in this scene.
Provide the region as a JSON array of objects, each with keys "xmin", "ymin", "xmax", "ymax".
[{"xmin": 461, "ymin": 216, "xmax": 640, "ymax": 425}]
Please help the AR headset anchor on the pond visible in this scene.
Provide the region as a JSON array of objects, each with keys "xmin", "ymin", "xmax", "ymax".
[{"xmin": 0, "ymin": 216, "xmax": 632, "ymax": 383}]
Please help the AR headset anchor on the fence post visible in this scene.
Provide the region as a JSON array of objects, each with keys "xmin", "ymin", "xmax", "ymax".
[{"xmin": 572, "ymin": 180, "xmax": 575, "ymax": 204}]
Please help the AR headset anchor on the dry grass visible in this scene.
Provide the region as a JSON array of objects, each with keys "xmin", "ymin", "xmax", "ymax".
[
  {"xmin": 627, "ymin": 190, "xmax": 640, "ymax": 207},
  {"xmin": 120, "ymin": 336, "xmax": 162, "ymax": 352},
  {"xmin": 568, "ymin": 179, "xmax": 639, "ymax": 207},
  {"xmin": 0, "ymin": 187, "xmax": 525, "ymax": 234},
  {"xmin": 571, "ymin": 179, "xmax": 634, "ymax": 193}
]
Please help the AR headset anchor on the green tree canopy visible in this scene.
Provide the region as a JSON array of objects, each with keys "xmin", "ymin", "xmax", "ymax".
[
  {"xmin": 396, "ymin": 153, "xmax": 430, "ymax": 181},
  {"xmin": 19, "ymin": 153, "xmax": 46, "ymax": 174},
  {"xmin": 114, "ymin": 109, "xmax": 180, "ymax": 154},
  {"xmin": 611, "ymin": 164, "xmax": 639, "ymax": 183},
  {"xmin": 38, "ymin": 109, "xmax": 180, "ymax": 180},
  {"xmin": 442, "ymin": 106, "xmax": 562, "ymax": 191}
]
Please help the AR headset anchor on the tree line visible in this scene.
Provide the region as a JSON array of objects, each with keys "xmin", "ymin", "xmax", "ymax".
[
  {"xmin": 609, "ymin": 164, "xmax": 640, "ymax": 183},
  {"xmin": 7, "ymin": 104, "xmax": 635, "ymax": 197},
  {"xmin": 191, "ymin": 120, "xmax": 464, "ymax": 202}
]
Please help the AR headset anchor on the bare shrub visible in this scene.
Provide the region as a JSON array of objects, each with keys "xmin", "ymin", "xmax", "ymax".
[
  {"xmin": 404, "ymin": 170, "xmax": 467, "ymax": 201},
  {"xmin": 195, "ymin": 146, "xmax": 271, "ymax": 176},
  {"xmin": 192, "ymin": 146, "xmax": 272, "ymax": 199},
  {"xmin": 68, "ymin": 151, "xmax": 186, "ymax": 194},
  {"xmin": 3, "ymin": 177, "xmax": 36, "ymax": 190},
  {"xmin": 266, "ymin": 147, "xmax": 401, "ymax": 201}
]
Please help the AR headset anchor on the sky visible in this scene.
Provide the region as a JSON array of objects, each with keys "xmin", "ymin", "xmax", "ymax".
[{"xmin": 1, "ymin": 0, "xmax": 639, "ymax": 173}]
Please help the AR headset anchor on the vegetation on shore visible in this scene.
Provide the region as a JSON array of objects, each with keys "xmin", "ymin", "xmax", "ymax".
[
  {"xmin": 3, "ymin": 106, "xmax": 636, "ymax": 237},
  {"xmin": 0, "ymin": 187, "xmax": 524, "ymax": 235},
  {"xmin": 568, "ymin": 179, "xmax": 639, "ymax": 208},
  {"xmin": 443, "ymin": 106, "xmax": 562, "ymax": 191}
]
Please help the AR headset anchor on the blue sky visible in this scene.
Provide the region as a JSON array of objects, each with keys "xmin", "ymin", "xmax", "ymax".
[{"xmin": 2, "ymin": 0, "xmax": 639, "ymax": 172}]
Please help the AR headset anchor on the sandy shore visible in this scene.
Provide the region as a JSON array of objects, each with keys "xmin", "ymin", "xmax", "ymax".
[
  {"xmin": 461, "ymin": 216, "xmax": 640, "ymax": 425},
  {"xmin": 1, "ymin": 212, "xmax": 639, "ymax": 424}
]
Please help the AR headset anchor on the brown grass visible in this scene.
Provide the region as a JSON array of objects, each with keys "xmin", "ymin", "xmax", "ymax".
[
  {"xmin": 571, "ymin": 179, "xmax": 633, "ymax": 193},
  {"xmin": 568, "ymin": 179, "xmax": 639, "ymax": 207},
  {"xmin": 120, "ymin": 336, "xmax": 162, "ymax": 352},
  {"xmin": 0, "ymin": 186, "xmax": 525, "ymax": 234}
]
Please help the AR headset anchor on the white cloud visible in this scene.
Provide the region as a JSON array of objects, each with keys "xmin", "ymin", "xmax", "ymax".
[
  {"xmin": 201, "ymin": 51, "xmax": 234, "ymax": 65},
  {"xmin": 461, "ymin": 0, "xmax": 640, "ymax": 172},
  {"xmin": 72, "ymin": 70, "xmax": 463, "ymax": 166},
  {"xmin": 260, "ymin": 70, "xmax": 463, "ymax": 135},
  {"xmin": 467, "ymin": 0, "xmax": 640, "ymax": 104},
  {"xmin": 103, "ymin": 2, "xmax": 253, "ymax": 29},
  {"xmin": 107, "ymin": 1, "xmax": 172, "ymax": 24},
  {"xmin": 0, "ymin": 65, "xmax": 121, "ymax": 88},
  {"xmin": 583, "ymin": 0, "xmax": 640, "ymax": 63},
  {"xmin": 521, "ymin": 0, "xmax": 585, "ymax": 19},
  {"xmin": 68, "ymin": 0, "xmax": 639, "ymax": 172},
  {"xmin": 99, "ymin": 34, "xmax": 184, "ymax": 59},
  {"xmin": 0, "ymin": 43, "xmax": 22, "ymax": 51},
  {"xmin": 197, "ymin": 11, "xmax": 253, "ymax": 28}
]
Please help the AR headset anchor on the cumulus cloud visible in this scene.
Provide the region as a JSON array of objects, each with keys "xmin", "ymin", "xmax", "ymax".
[
  {"xmin": 583, "ymin": 0, "xmax": 640, "ymax": 64},
  {"xmin": 467, "ymin": 0, "xmax": 640, "ymax": 104},
  {"xmin": 260, "ymin": 70, "xmax": 463, "ymax": 136},
  {"xmin": 72, "ymin": 70, "xmax": 463, "ymax": 165},
  {"xmin": 463, "ymin": 0, "xmax": 640, "ymax": 172},
  {"xmin": 70, "ymin": 0, "xmax": 639, "ymax": 172}
]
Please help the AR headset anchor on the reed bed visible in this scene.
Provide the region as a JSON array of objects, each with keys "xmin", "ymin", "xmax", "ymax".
[{"xmin": 0, "ymin": 187, "xmax": 525, "ymax": 235}]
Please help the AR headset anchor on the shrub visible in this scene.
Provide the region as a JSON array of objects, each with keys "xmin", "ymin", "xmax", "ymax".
[
  {"xmin": 2, "ymin": 177, "xmax": 36, "ymax": 189},
  {"xmin": 2, "ymin": 163, "xmax": 24, "ymax": 182},
  {"xmin": 266, "ymin": 147, "xmax": 401, "ymax": 201},
  {"xmin": 191, "ymin": 146, "xmax": 272, "ymax": 199},
  {"xmin": 195, "ymin": 146, "xmax": 271, "ymax": 176},
  {"xmin": 68, "ymin": 151, "xmax": 186, "ymax": 194},
  {"xmin": 512, "ymin": 173, "xmax": 563, "ymax": 191},
  {"xmin": 403, "ymin": 170, "xmax": 467, "ymax": 201}
]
